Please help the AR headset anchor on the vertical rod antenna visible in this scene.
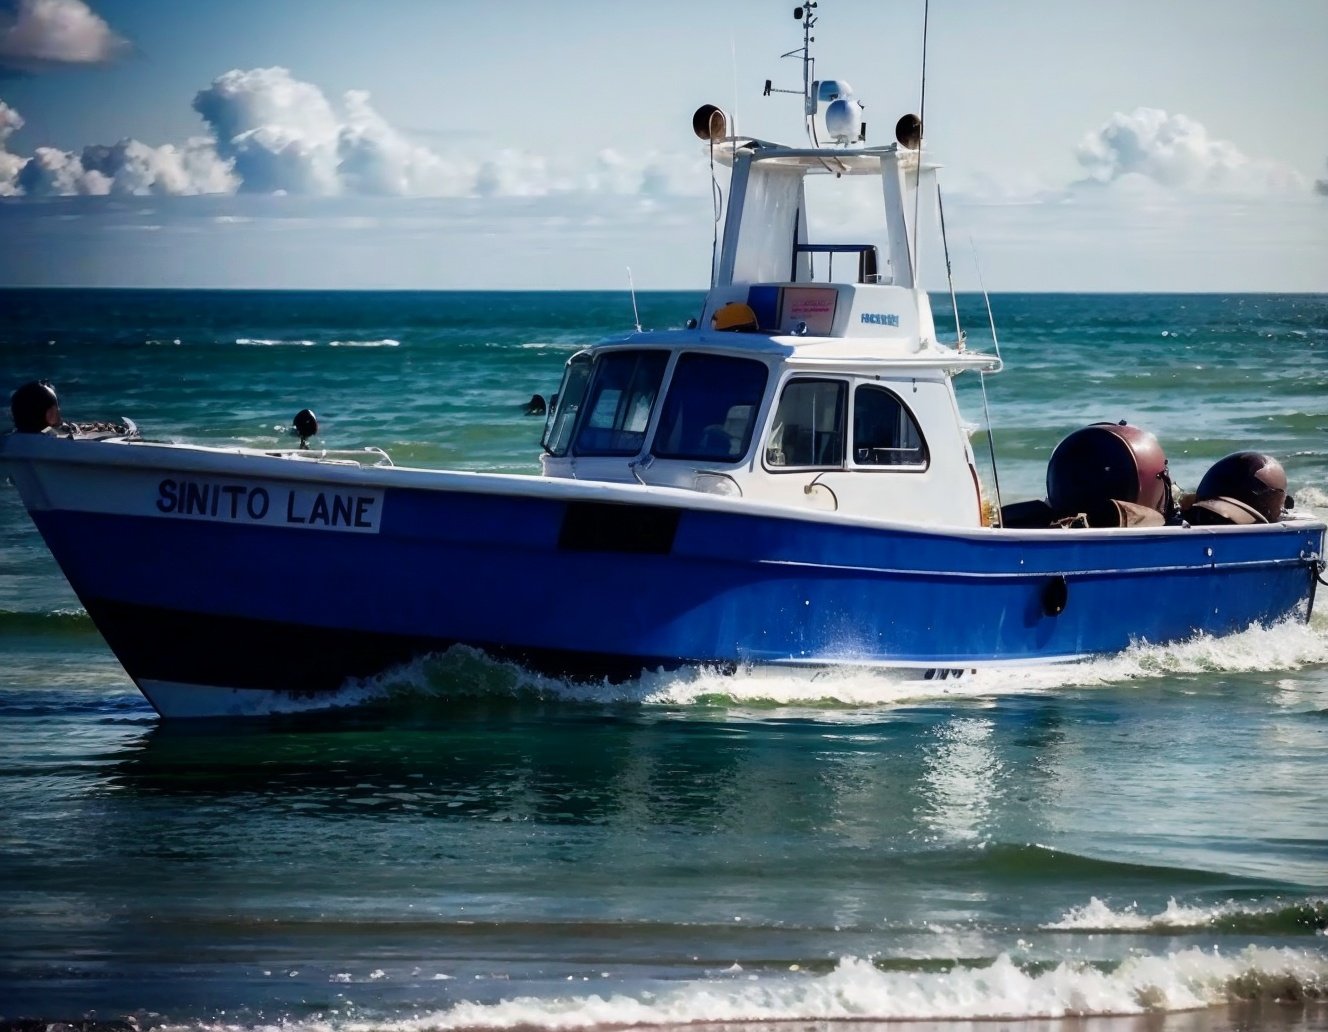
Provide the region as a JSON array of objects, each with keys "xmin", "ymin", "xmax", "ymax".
[
  {"xmin": 971, "ymin": 236, "xmax": 1005, "ymax": 524},
  {"xmin": 937, "ymin": 185, "xmax": 962, "ymax": 350},
  {"xmin": 626, "ymin": 266, "xmax": 642, "ymax": 333},
  {"xmin": 909, "ymin": 0, "xmax": 930, "ymax": 290}
]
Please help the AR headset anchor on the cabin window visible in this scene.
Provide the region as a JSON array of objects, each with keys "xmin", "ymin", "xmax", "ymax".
[
  {"xmin": 542, "ymin": 351, "xmax": 593, "ymax": 457},
  {"xmin": 852, "ymin": 385, "xmax": 928, "ymax": 468},
  {"xmin": 764, "ymin": 378, "xmax": 846, "ymax": 469},
  {"xmin": 652, "ymin": 354, "xmax": 769, "ymax": 462},
  {"xmin": 572, "ymin": 350, "xmax": 670, "ymax": 457}
]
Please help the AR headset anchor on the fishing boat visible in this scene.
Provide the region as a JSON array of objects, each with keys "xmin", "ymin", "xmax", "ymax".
[{"xmin": 3, "ymin": 9, "xmax": 1325, "ymax": 719}]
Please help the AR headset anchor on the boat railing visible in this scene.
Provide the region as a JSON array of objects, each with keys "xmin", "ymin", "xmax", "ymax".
[
  {"xmin": 261, "ymin": 446, "xmax": 395, "ymax": 468},
  {"xmin": 794, "ymin": 243, "xmax": 884, "ymax": 284}
]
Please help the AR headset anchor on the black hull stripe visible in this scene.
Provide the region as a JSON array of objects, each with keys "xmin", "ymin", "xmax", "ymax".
[{"xmin": 84, "ymin": 598, "xmax": 688, "ymax": 694}]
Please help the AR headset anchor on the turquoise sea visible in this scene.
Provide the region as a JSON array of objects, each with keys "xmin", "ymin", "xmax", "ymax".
[{"xmin": 1, "ymin": 289, "xmax": 1326, "ymax": 1032}]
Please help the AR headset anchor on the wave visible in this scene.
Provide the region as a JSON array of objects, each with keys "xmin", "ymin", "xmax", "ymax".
[
  {"xmin": 232, "ymin": 337, "xmax": 401, "ymax": 347},
  {"xmin": 324, "ymin": 613, "xmax": 1328, "ymax": 715},
  {"xmin": 9, "ymin": 607, "xmax": 1318, "ymax": 720},
  {"xmin": 931, "ymin": 844, "xmax": 1274, "ymax": 888},
  {"xmin": 1047, "ymin": 896, "xmax": 1328, "ymax": 936},
  {"xmin": 0, "ymin": 607, "xmax": 97, "ymax": 636},
  {"xmin": 0, "ymin": 687, "xmax": 149, "ymax": 719},
  {"xmin": 517, "ymin": 339, "xmax": 590, "ymax": 351},
  {"xmin": 1295, "ymin": 485, "xmax": 1328, "ymax": 510},
  {"xmin": 165, "ymin": 948, "xmax": 1328, "ymax": 1030}
]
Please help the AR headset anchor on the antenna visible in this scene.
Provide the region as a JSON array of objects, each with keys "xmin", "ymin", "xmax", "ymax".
[
  {"xmin": 910, "ymin": 0, "xmax": 930, "ymax": 295},
  {"xmin": 763, "ymin": 1, "xmax": 819, "ymax": 145},
  {"xmin": 970, "ymin": 234, "xmax": 1005, "ymax": 525},
  {"xmin": 937, "ymin": 184, "xmax": 962, "ymax": 351},
  {"xmin": 626, "ymin": 266, "xmax": 642, "ymax": 333}
]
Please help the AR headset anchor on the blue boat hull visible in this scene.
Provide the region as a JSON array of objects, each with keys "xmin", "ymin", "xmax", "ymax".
[{"xmin": 23, "ymin": 472, "xmax": 1323, "ymax": 715}]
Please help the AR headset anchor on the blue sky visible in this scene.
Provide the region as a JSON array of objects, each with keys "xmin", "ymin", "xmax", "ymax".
[{"xmin": 0, "ymin": 0, "xmax": 1325, "ymax": 290}]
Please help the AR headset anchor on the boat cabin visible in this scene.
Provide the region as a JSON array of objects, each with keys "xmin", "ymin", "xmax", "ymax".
[{"xmin": 539, "ymin": 135, "xmax": 1000, "ymax": 529}]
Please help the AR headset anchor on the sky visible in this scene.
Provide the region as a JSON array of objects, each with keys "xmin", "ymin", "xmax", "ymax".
[{"xmin": 0, "ymin": 0, "xmax": 1325, "ymax": 291}]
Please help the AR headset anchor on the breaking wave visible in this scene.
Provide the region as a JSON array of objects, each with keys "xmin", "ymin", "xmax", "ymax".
[
  {"xmin": 233, "ymin": 336, "xmax": 400, "ymax": 347},
  {"xmin": 0, "ymin": 606, "xmax": 97, "ymax": 637},
  {"xmin": 330, "ymin": 611, "xmax": 1328, "ymax": 714},
  {"xmin": 1047, "ymin": 896, "xmax": 1328, "ymax": 936},
  {"xmin": 6, "ymin": 602, "xmax": 1324, "ymax": 720},
  {"xmin": 166, "ymin": 948, "xmax": 1328, "ymax": 1030}
]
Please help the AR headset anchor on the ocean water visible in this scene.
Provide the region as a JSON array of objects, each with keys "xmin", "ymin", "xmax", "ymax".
[{"xmin": 1, "ymin": 289, "xmax": 1326, "ymax": 1031}]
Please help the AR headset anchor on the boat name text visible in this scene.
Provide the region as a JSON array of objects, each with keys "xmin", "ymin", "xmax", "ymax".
[
  {"xmin": 154, "ymin": 478, "xmax": 382, "ymax": 533},
  {"xmin": 860, "ymin": 312, "xmax": 901, "ymax": 327}
]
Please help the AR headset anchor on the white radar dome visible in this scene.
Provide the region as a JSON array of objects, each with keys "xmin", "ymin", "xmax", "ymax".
[
  {"xmin": 824, "ymin": 97, "xmax": 864, "ymax": 144},
  {"xmin": 816, "ymin": 79, "xmax": 854, "ymax": 103}
]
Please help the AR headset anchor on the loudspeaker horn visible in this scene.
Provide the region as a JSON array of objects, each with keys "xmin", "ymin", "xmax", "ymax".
[
  {"xmin": 692, "ymin": 104, "xmax": 728, "ymax": 142},
  {"xmin": 895, "ymin": 113, "xmax": 922, "ymax": 149}
]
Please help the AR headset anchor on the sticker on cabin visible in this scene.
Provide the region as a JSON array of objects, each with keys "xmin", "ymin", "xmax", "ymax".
[
  {"xmin": 153, "ymin": 477, "xmax": 383, "ymax": 533},
  {"xmin": 860, "ymin": 311, "xmax": 901, "ymax": 327},
  {"xmin": 780, "ymin": 286, "xmax": 838, "ymax": 335}
]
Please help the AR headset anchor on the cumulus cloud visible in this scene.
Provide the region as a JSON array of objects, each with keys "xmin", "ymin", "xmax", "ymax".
[
  {"xmin": 192, "ymin": 66, "xmax": 340, "ymax": 194},
  {"xmin": 191, "ymin": 68, "xmax": 564, "ymax": 198},
  {"xmin": 336, "ymin": 87, "xmax": 467, "ymax": 195},
  {"xmin": 1315, "ymin": 160, "xmax": 1328, "ymax": 198},
  {"xmin": 1075, "ymin": 106, "xmax": 1304, "ymax": 194},
  {"xmin": 0, "ymin": 96, "xmax": 19, "ymax": 137},
  {"xmin": 0, "ymin": 97, "xmax": 23, "ymax": 194},
  {"xmin": 0, "ymin": 65, "xmax": 706, "ymax": 201},
  {"xmin": 15, "ymin": 143, "xmax": 93, "ymax": 193},
  {"xmin": 80, "ymin": 138, "xmax": 237, "ymax": 195},
  {"xmin": 0, "ymin": 98, "xmax": 236, "ymax": 197},
  {"xmin": 0, "ymin": 0, "xmax": 128, "ymax": 69}
]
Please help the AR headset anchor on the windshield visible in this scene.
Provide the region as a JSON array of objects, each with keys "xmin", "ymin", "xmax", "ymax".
[
  {"xmin": 573, "ymin": 350, "xmax": 670, "ymax": 457},
  {"xmin": 541, "ymin": 352, "xmax": 593, "ymax": 456},
  {"xmin": 652, "ymin": 353, "xmax": 769, "ymax": 462}
]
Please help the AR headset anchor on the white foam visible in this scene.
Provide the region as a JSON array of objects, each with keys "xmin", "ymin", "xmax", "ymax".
[
  {"xmin": 329, "ymin": 611, "xmax": 1328, "ymax": 716},
  {"xmin": 1295, "ymin": 485, "xmax": 1328, "ymax": 512},
  {"xmin": 168, "ymin": 948, "xmax": 1328, "ymax": 1031},
  {"xmin": 328, "ymin": 339, "xmax": 400, "ymax": 348},
  {"xmin": 515, "ymin": 339, "xmax": 590, "ymax": 351},
  {"xmin": 235, "ymin": 337, "xmax": 316, "ymax": 347},
  {"xmin": 1046, "ymin": 896, "xmax": 1257, "ymax": 932}
]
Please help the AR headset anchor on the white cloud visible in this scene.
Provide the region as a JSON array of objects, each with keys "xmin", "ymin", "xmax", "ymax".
[
  {"xmin": 337, "ymin": 88, "xmax": 469, "ymax": 196},
  {"xmin": 0, "ymin": 98, "xmax": 21, "ymax": 141},
  {"xmin": 80, "ymin": 137, "xmax": 238, "ymax": 195},
  {"xmin": 189, "ymin": 68, "xmax": 525, "ymax": 198},
  {"xmin": 0, "ymin": 98, "xmax": 237, "ymax": 196},
  {"xmin": 14, "ymin": 143, "xmax": 98, "ymax": 195},
  {"xmin": 0, "ymin": 0, "xmax": 128, "ymax": 67},
  {"xmin": 192, "ymin": 66, "xmax": 341, "ymax": 194},
  {"xmin": 0, "ymin": 98, "xmax": 23, "ymax": 195},
  {"xmin": 2, "ymin": 66, "xmax": 711, "ymax": 202},
  {"xmin": 475, "ymin": 149, "xmax": 548, "ymax": 198},
  {"xmin": 1075, "ymin": 107, "xmax": 1304, "ymax": 195}
]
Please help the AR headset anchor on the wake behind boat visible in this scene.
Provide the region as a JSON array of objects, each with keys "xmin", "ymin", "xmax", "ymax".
[{"xmin": 3, "ymin": 9, "xmax": 1325, "ymax": 719}]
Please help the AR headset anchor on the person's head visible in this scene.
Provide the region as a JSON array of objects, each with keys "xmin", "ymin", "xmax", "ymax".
[{"xmin": 10, "ymin": 380, "xmax": 60, "ymax": 433}]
